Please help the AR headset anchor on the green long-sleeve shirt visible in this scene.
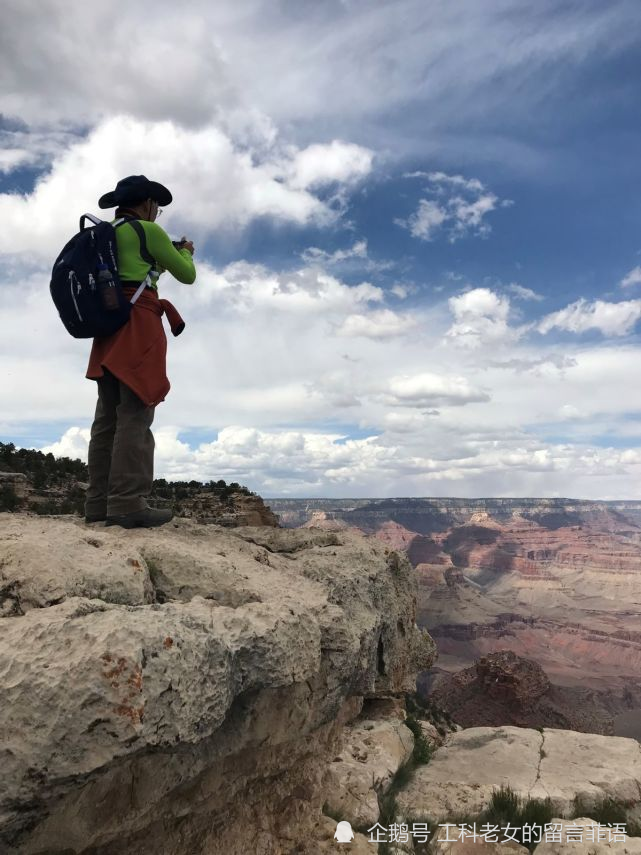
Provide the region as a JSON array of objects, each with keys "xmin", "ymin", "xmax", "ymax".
[{"xmin": 114, "ymin": 220, "xmax": 196, "ymax": 290}]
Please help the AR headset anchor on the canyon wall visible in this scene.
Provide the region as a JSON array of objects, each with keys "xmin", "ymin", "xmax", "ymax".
[{"xmin": 268, "ymin": 498, "xmax": 641, "ymax": 735}]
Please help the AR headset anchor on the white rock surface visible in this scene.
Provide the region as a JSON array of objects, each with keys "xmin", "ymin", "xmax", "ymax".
[
  {"xmin": 324, "ymin": 715, "xmax": 415, "ymax": 826},
  {"xmin": 0, "ymin": 514, "xmax": 154, "ymax": 613},
  {"xmin": 311, "ymin": 815, "xmax": 378, "ymax": 853},
  {"xmin": 431, "ymin": 823, "xmax": 529, "ymax": 855},
  {"xmin": 534, "ymin": 818, "xmax": 641, "ymax": 855},
  {"xmin": 0, "ymin": 514, "xmax": 434, "ymax": 854},
  {"xmin": 396, "ymin": 726, "xmax": 641, "ymax": 823}
]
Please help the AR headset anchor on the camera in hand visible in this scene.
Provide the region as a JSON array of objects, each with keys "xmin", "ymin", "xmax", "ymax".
[{"xmin": 172, "ymin": 238, "xmax": 187, "ymax": 249}]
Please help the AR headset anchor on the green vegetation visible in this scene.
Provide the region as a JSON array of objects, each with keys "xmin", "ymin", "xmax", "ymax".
[
  {"xmin": 377, "ymin": 781, "xmax": 411, "ymax": 855},
  {"xmin": 0, "ymin": 441, "xmax": 87, "ymax": 483},
  {"xmin": 0, "ymin": 441, "xmax": 254, "ymax": 516},
  {"xmin": 573, "ymin": 795, "xmax": 641, "ymax": 837},
  {"xmin": 376, "ymin": 712, "xmax": 436, "ymax": 854},
  {"xmin": 433, "ymin": 787, "xmax": 640, "ymax": 853},
  {"xmin": 404, "ymin": 715, "xmax": 432, "ymax": 765},
  {"xmin": 406, "ymin": 691, "xmax": 455, "ymax": 735},
  {"xmin": 152, "ymin": 478, "xmax": 253, "ymax": 502},
  {"xmin": 483, "ymin": 785, "xmax": 554, "ymax": 843}
]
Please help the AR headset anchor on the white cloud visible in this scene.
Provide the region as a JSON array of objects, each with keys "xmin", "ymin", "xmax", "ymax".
[
  {"xmin": 396, "ymin": 200, "xmax": 447, "ymax": 240},
  {"xmin": 11, "ymin": 237, "xmax": 641, "ymax": 499},
  {"xmin": 204, "ymin": 261, "xmax": 385, "ymax": 315},
  {"xmin": 450, "ymin": 193, "xmax": 499, "ymax": 238},
  {"xmin": 558, "ymin": 404, "xmax": 582, "ymax": 420},
  {"xmin": 384, "ymin": 372, "xmax": 490, "ymax": 408},
  {"xmin": 336, "ymin": 309, "xmax": 416, "ymax": 339},
  {"xmin": 489, "ymin": 354, "xmax": 577, "ymax": 376},
  {"xmin": 301, "ymin": 239, "xmax": 369, "ymax": 265},
  {"xmin": 280, "ymin": 140, "xmax": 373, "ymax": 190},
  {"xmin": 41, "ymin": 421, "xmax": 641, "ymax": 500},
  {"xmin": 0, "ymin": 116, "xmax": 373, "ymax": 260},
  {"xmin": 0, "ymin": 0, "xmax": 634, "ymax": 170},
  {"xmin": 508, "ymin": 283, "xmax": 543, "ymax": 301},
  {"xmin": 41, "ymin": 427, "xmax": 90, "ymax": 460},
  {"xmin": 390, "ymin": 283, "xmax": 416, "ymax": 300},
  {"xmin": 397, "ymin": 172, "xmax": 508, "ymax": 242},
  {"xmin": 538, "ymin": 298, "xmax": 641, "ymax": 337},
  {"xmin": 0, "ymin": 148, "xmax": 30, "ymax": 172},
  {"xmin": 446, "ymin": 287, "xmax": 515, "ymax": 348},
  {"xmin": 405, "ymin": 171, "xmax": 485, "ymax": 193},
  {"xmin": 621, "ymin": 266, "xmax": 641, "ymax": 288}
]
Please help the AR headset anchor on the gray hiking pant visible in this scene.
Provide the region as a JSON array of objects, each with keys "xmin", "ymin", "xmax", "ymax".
[{"xmin": 85, "ymin": 369, "xmax": 155, "ymax": 517}]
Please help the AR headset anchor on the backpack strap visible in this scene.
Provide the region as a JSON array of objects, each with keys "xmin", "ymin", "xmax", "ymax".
[
  {"xmin": 115, "ymin": 217, "xmax": 157, "ymax": 302},
  {"xmin": 79, "ymin": 213, "xmax": 103, "ymax": 230},
  {"xmin": 124, "ymin": 219, "xmax": 155, "ymax": 269}
]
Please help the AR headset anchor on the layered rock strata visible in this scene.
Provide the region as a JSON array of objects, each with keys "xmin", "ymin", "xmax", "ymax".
[{"xmin": 0, "ymin": 514, "xmax": 435, "ymax": 854}]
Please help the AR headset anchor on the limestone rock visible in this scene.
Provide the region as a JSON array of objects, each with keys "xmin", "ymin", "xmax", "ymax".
[
  {"xmin": 396, "ymin": 726, "xmax": 641, "ymax": 823},
  {"xmin": 0, "ymin": 514, "xmax": 434, "ymax": 854},
  {"xmin": 310, "ymin": 814, "xmax": 377, "ymax": 852},
  {"xmin": 431, "ymin": 823, "xmax": 529, "ymax": 855},
  {"xmin": 324, "ymin": 714, "xmax": 415, "ymax": 826},
  {"xmin": 0, "ymin": 514, "xmax": 154, "ymax": 615},
  {"xmin": 302, "ymin": 510, "xmax": 350, "ymax": 531},
  {"xmin": 534, "ymin": 818, "xmax": 641, "ymax": 855}
]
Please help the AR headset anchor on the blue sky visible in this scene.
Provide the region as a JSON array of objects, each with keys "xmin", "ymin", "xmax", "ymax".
[{"xmin": 2, "ymin": 0, "xmax": 641, "ymax": 498}]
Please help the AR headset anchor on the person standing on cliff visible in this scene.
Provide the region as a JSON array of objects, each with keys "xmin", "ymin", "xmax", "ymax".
[{"xmin": 84, "ymin": 175, "xmax": 196, "ymax": 529}]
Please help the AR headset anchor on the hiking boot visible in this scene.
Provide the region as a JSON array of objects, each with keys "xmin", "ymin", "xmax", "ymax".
[{"xmin": 105, "ymin": 508, "xmax": 174, "ymax": 529}]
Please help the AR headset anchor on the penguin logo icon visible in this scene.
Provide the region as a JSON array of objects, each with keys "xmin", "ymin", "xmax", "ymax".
[{"xmin": 334, "ymin": 820, "xmax": 355, "ymax": 843}]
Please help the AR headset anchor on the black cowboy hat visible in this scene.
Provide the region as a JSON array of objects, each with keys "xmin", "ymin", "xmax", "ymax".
[{"xmin": 98, "ymin": 175, "xmax": 173, "ymax": 209}]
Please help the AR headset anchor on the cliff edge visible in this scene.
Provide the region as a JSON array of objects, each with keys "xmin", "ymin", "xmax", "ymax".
[{"xmin": 0, "ymin": 513, "xmax": 435, "ymax": 854}]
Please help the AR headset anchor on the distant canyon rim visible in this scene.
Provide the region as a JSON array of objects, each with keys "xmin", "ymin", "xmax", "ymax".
[{"xmin": 269, "ymin": 497, "xmax": 641, "ymax": 739}]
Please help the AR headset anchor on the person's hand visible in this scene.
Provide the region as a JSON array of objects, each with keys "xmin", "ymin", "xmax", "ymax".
[{"xmin": 179, "ymin": 237, "xmax": 195, "ymax": 255}]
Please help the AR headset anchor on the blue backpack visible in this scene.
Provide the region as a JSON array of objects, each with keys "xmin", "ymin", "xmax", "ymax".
[{"xmin": 50, "ymin": 214, "xmax": 155, "ymax": 339}]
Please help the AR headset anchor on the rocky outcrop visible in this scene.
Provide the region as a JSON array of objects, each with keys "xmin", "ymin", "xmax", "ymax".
[
  {"xmin": 0, "ymin": 513, "xmax": 435, "ymax": 854},
  {"xmin": 0, "ymin": 471, "xmax": 29, "ymax": 499},
  {"xmin": 301, "ymin": 510, "xmax": 350, "ymax": 532},
  {"xmin": 427, "ymin": 652, "xmax": 629, "ymax": 734},
  {"xmin": 0, "ymin": 440, "xmax": 277, "ymax": 526},
  {"xmin": 429, "ymin": 820, "xmax": 641, "ymax": 855},
  {"xmin": 474, "ymin": 651, "xmax": 550, "ymax": 703},
  {"xmin": 431, "ymin": 824, "xmax": 529, "ymax": 855},
  {"xmin": 177, "ymin": 490, "xmax": 280, "ymax": 527},
  {"xmin": 534, "ymin": 818, "xmax": 641, "ymax": 855},
  {"xmin": 396, "ymin": 726, "xmax": 641, "ymax": 825},
  {"xmin": 324, "ymin": 704, "xmax": 414, "ymax": 827}
]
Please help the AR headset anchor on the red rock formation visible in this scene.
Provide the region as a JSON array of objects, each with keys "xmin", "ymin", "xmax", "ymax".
[
  {"xmin": 373, "ymin": 520, "xmax": 418, "ymax": 551},
  {"xmin": 427, "ymin": 650, "xmax": 641, "ymax": 734},
  {"xmin": 269, "ymin": 498, "xmax": 641, "ymax": 734},
  {"xmin": 179, "ymin": 491, "xmax": 279, "ymax": 527}
]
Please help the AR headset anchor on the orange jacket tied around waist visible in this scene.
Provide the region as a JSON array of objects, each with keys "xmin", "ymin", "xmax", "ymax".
[{"xmin": 86, "ymin": 286, "xmax": 185, "ymax": 407}]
